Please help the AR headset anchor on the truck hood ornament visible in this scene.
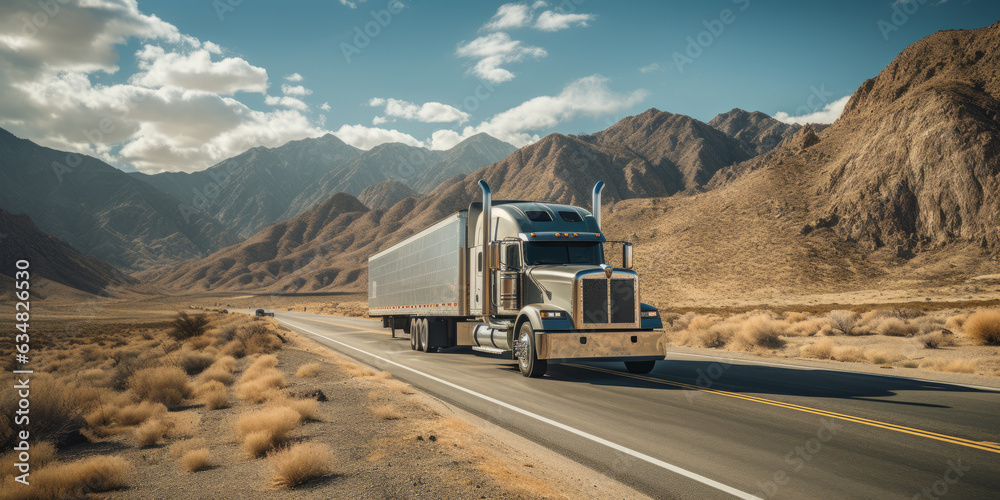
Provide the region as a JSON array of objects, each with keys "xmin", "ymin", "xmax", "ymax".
[{"xmin": 600, "ymin": 263, "xmax": 613, "ymax": 279}]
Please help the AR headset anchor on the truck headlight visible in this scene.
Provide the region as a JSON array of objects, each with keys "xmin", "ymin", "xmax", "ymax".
[
  {"xmin": 540, "ymin": 311, "xmax": 565, "ymax": 319},
  {"xmin": 641, "ymin": 310, "xmax": 659, "ymax": 318}
]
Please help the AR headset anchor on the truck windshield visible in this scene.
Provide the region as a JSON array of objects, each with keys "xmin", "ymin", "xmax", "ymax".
[{"xmin": 523, "ymin": 242, "xmax": 604, "ymax": 265}]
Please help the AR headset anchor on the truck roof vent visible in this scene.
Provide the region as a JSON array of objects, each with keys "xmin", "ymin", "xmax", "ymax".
[
  {"xmin": 525, "ymin": 210, "xmax": 552, "ymax": 222},
  {"xmin": 559, "ymin": 211, "xmax": 583, "ymax": 223}
]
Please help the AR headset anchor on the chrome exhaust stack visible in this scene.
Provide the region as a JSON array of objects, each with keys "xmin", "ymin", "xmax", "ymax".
[
  {"xmin": 478, "ymin": 180, "xmax": 491, "ymax": 317},
  {"xmin": 592, "ymin": 180, "xmax": 605, "ymax": 228}
]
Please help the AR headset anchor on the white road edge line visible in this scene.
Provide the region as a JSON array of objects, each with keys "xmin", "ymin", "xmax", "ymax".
[{"xmin": 281, "ymin": 317, "xmax": 761, "ymax": 500}]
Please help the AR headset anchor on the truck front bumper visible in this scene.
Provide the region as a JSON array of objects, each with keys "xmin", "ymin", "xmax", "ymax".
[{"xmin": 535, "ymin": 330, "xmax": 666, "ymax": 360}]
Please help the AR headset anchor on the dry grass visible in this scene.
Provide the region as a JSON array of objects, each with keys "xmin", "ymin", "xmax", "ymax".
[
  {"xmin": 963, "ymin": 309, "xmax": 1000, "ymax": 345},
  {"xmin": 831, "ymin": 346, "xmax": 864, "ymax": 363},
  {"xmin": 178, "ymin": 351, "xmax": 216, "ymax": 375},
  {"xmin": 799, "ymin": 338, "xmax": 834, "ymax": 359},
  {"xmin": 0, "ymin": 442, "xmax": 56, "ymax": 480},
  {"xmin": 168, "ymin": 438, "xmax": 207, "ymax": 459},
  {"xmin": 134, "ymin": 419, "xmax": 169, "ymax": 448},
  {"xmin": 874, "ymin": 318, "xmax": 919, "ymax": 337},
  {"xmin": 235, "ymin": 355, "xmax": 287, "ymax": 403},
  {"xmin": 945, "ymin": 314, "xmax": 967, "ymax": 330},
  {"xmin": 295, "ymin": 363, "xmax": 322, "ymax": 378},
  {"xmin": 787, "ymin": 317, "xmax": 832, "ymax": 337},
  {"xmin": 236, "ymin": 407, "xmax": 302, "ymax": 457},
  {"xmin": 195, "ymin": 380, "xmax": 230, "ymax": 410},
  {"xmin": 196, "ymin": 355, "xmax": 237, "ymax": 386},
  {"xmin": 917, "ymin": 331, "xmax": 956, "ymax": 348},
  {"xmin": 129, "ymin": 366, "xmax": 193, "ymax": 407},
  {"xmin": 731, "ymin": 314, "xmax": 786, "ymax": 350},
  {"xmin": 2, "ymin": 455, "xmax": 129, "ymax": 499},
  {"xmin": 269, "ymin": 443, "xmax": 332, "ymax": 488},
  {"xmin": 179, "ymin": 449, "xmax": 213, "ymax": 472},
  {"xmin": 370, "ymin": 405, "xmax": 404, "ymax": 420},
  {"xmin": 267, "ymin": 394, "xmax": 320, "ymax": 421},
  {"xmin": 169, "ymin": 312, "xmax": 209, "ymax": 341},
  {"xmin": 919, "ymin": 359, "xmax": 978, "ymax": 374},
  {"xmin": 865, "ymin": 350, "xmax": 902, "ymax": 365}
]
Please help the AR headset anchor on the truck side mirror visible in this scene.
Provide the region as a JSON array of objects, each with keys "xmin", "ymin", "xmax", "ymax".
[{"xmin": 623, "ymin": 243, "xmax": 634, "ymax": 270}]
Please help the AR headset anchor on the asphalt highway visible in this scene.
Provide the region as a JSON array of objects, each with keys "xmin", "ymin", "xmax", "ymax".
[{"xmin": 266, "ymin": 310, "xmax": 1000, "ymax": 499}]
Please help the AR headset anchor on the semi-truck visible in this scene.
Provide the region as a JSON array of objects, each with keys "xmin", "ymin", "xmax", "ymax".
[{"xmin": 368, "ymin": 180, "xmax": 664, "ymax": 377}]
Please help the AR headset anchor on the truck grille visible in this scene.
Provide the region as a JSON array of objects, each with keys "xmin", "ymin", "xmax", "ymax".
[{"xmin": 579, "ymin": 275, "xmax": 638, "ymax": 326}]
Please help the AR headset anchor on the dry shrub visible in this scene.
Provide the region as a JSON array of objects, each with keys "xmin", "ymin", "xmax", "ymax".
[
  {"xmin": 370, "ymin": 405, "xmax": 403, "ymax": 420},
  {"xmin": 944, "ymin": 314, "xmax": 967, "ymax": 331},
  {"xmin": 0, "ymin": 373, "xmax": 86, "ymax": 449},
  {"xmin": 179, "ymin": 449, "xmax": 213, "ymax": 472},
  {"xmin": 914, "ymin": 316, "xmax": 945, "ymax": 335},
  {"xmin": 178, "ymin": 351, "xmax": 216, "ymax": 375},
  {"xmin": 919, "ymin": 359, "xmax": 977, "ymax": 374},
  {"xmin": 832, "ymin": 346, "xmax": 864, "ymax": 363},
  {"xmin": 77, "ymin": 368, "xmax": 109, "ymax": 387},
  {"xmin": 129, "ymin": 366, "xmax": 192, "ymax": 407},
  {"xmin": 295, "ymin": 363, "xmax": 322, "ymax": 378},
  {"xmin": 783, "ymin": 311, "xmax": 810, "ymax": 323},
  {"xmin": 267, "ymin": 394, "xmax": 319, "ymax": 421},
  {"xmin": 874, "ymin": 318, "xmax": 919, "ymax": 337},
  {"xmin": 732, "ymin": 314, "xmax": 786, "ymax": 350},
  {"xmin": 661, "ymin": 312, "xmax": 681, "ymax": 326},
  {"xmin": 800, "ymin": 339, "xmax": 834, "ymax": 359},
  {"xmin": 170, "ymin": 312, "xmax": 210, "ymax": 341},
  {"xmin": 196, "ymin": 365, "xmax": 234, "ymax": 386},
  {"xmin": 270, "ymin": 443, "xmax": 332, "ymax": 488},
  {"xmin": 700, "ymin": 322, "xmax": 739, "ymax": 348},
  {"xmin": 4, "ymin": 455, "xmax": 130, "ymax": 499},
  {"xmin": 236, "ymin": 355, "xmax": 287, "ymax": 403},
  {"xmin": 134, "ymin": 419, "xmax": 169, "ymax": 447},
  {"xmin": 236, "ymin": 323, "xmax": 283, "ymax": 356},
  {"xmin": 195, "ymin": 381, "xmax": 230, "ymax": 410},
  {"xmin": 169, "ymin": 438, "xmax": 207, "ymax": 459},
  {"xmin": 339, "ymin": 362, "xmax": 378, "ymax": 378},
  {"xmin": 865, "ymin": 350, "xmax": 902, "ymax": 365},
  {"xmin": 826, "ymin": 310, "xmax": 858, "ymax": 335},
  {"xmin": 236, "ymin": 407, "xmax": 302, "ymax": 457},
  {"xmin": 788, "ymin": 318, "xmax": 832, "ymax": 337},
  {"xmin": 0, "ymin": 442, "xmax": 56, "ymax": 480},
  {"xmin": 917, "ymin": 331, "xmax": 955, "ymax": 349},
  {"xmin": 963, "ymin": 309, "xmax": 1000, "ymax": 345},
  {"xmin": 113, "ymin": 401, "xmax": 168, "ymax": 427},
  {"xmin": 672, "ymin": 312, "xmax": 698, "ymax": 331},
  {"xmin": 186, "ymin": 336, "xmax": 214, "ymax": 350},
  {"xmin": 220, "ymin": 340, "xmax": 247, "ymax": 359}
]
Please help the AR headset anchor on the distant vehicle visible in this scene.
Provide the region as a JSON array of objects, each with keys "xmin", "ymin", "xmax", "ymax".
[
  {"xmin": 255, "ymin": 308, "xmax": 274, "ymax": 317},
  {"xmin": 368, "ymin": 180, "xmax": 664, "ymax": 377}
]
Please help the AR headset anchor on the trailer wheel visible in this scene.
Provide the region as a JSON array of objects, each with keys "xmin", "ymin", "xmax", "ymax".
[
  {"xmin": 516, "ymin": 322, "xmax": 546, "ymax": 378},
  {"xmin": 419, "ymin": 318, "xmax": 438, "ymax": 353},
  {"xmin": 624, "ymin": 360, "xmax": 656, "ymax": 374},
  {"xmin": 409, "ymin": 318, "xmax": 417, "ymax": 350}
]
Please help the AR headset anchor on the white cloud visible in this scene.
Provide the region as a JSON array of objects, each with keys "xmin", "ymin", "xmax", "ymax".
[
  {"xmin": 320, "ymin": 102, "xmax": 331, "ymax": 111},
  {"xmin": 483, "ymin": 3, "xmax": 534, "ymax": 31},
  {"xmin": 369, "ymin": 98, "xmax": 470, "ymax": 124},
  {"xmin": 333, "ymin": 124, "xmax": 422, "ymax": 149},
  {"xmin": 429, "ymin": 75, "xmax": 647, "ymax": 148},
  {"xmin": 0, "ymin": 0, "xmax": 327, "ymax": 173},
  {"xmin": 265, "ymin": 95, "xmax": 308, "ymax": 111},
  {"xmin": 281, "ymin": 84, "xmax": 312, "ymax": 96},
  {"xmin": 773, "ymin": 95, "xmax": 850, "ymax": 125},
  {"xmin": 131, "ymin": 45, "xmax": 269, "ymax": 94},
  {"xmin": 456, "ymin": 32, "xmax": 546, "ymax": 83},
  {"xmin": 533, "ymin": 11, "xmax": 595, "ymax": 31},
  {"xmin": 639, "ymin": 63, "xmax": 661, "ymax": 73},
  {"xmin": 284, "ymin": 73, "xmax": 303, "ymax": 82},
  {"xmin": 340, "ymin": 0, "xmax": 367, "ymax": 8}
]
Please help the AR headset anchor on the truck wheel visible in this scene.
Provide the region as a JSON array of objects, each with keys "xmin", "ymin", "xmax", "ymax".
[
  {"xmin": 624, "ymin": 360, "xmax": 656, "ymax": 374},
  {"xmin": 517, "ymin": 322, "xmax": 547, "ymax": 378},
  {"xmin": 419, "ymin": 318, "xmax": 438, "ymax": 353},
  {"xmin": 409, "ymin": 318, "xmax": 417, "ymax": 350}
]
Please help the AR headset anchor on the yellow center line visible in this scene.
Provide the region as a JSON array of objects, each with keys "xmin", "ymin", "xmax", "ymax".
[
  {"xmin": 282, "ymin": 314, "xmax": 1000, "ymax": 455},
  {"xmin": 565, "ymin": 363, "xmax": 1000, "ymax": 455}
]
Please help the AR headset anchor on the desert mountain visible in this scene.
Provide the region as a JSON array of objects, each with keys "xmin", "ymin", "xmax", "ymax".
[
  {"xmin": 132, "ymin": 133, "xmax": 515, "ymax": 239},
  {"xmin": 145, "ymin": 108, "xmax": 755, "ymax": 292},
  {"xmin": 280, "ymin": 134, "xmax": 516, "ymax": 219},
  {"xmin": 358, "ymin": 180, "xmax": 419, "ymax": 210},
  {"xmin": 0, "ymin": 210, "xmax": 131, "ymax": 295},
  {"xmin": 708, "ymin": 108, "xmax": 801, "ymax": 156},
  {"xmin": 0, "ymin": 129, "xmax": 238, "ymax": 270}
]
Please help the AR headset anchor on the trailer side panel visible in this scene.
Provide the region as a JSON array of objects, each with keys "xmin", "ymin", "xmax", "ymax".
[{"xmin": 368, "ymin": 212, "xmax": 466, "ymax": 317}]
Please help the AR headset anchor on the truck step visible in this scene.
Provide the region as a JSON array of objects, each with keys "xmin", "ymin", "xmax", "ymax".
[{"xmin": 472, "ymin": 346, "xmax": 510, "ymax": 355}]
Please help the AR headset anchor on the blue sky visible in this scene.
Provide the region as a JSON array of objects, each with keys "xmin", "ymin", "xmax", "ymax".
[{"xmin": 1, "ymin": 0, "xmax": 997, "ymax": 173}]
